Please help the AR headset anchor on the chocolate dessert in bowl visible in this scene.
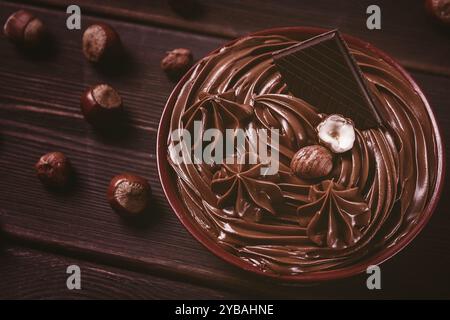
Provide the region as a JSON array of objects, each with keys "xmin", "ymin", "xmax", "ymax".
[{"xmin": 157, "ymin": 27, "xmax": 444, "ymax": 282}]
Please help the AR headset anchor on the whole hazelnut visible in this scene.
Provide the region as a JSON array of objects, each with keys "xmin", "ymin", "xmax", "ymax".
[
  {"xmin": 35, "ymin": 152, "xmax": 72, "ymax": 188},
  {"xmin": 425, "ymin": 0, "xmax": 450, "ymax": 27},
  {"xmin": 290, "ymin": 145, "xmax": 334, "ymax": 179},
  {"xmin": 3, "ymin": 10, "xmax": 46, "ymax": 47},
  {"xmin": 107, "ymin": 173, "xmax": 152, "ymax": 216},
  {"xmin": 80, "ymin": 84, "xmax": 123, "ymax": 127},
  {"xmin": 161, "ymin": 48, "xmax": 193, "ymax": 80},
  {"xmin": 82, "ymin": 23, "xmax": 122, "ymax": 63}
]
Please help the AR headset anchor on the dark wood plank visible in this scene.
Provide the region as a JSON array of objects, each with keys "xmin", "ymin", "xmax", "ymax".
[
  {"xmin": 14, "ymin": 0, "xmax": 450, "ymax": 76},
  {"xmin": 0, "ymin": 2, "xmax": 449, "ymax": 298},
  {"xmin": 0, "ymin": 0, "xmax": 233, "ymax": 287},
  {"xmin": 0, "ymin": 244, "xmax": 237, "ymax": 299}
]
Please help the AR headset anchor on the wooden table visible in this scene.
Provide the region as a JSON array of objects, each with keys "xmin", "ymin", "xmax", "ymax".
[{"xmin": 0, "ymin": 0, "xmax": 449, "ymax": 299}]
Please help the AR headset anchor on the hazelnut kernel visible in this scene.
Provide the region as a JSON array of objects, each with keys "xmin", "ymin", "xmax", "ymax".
[{"xmin": 317, "ymin": 114, "xmax": 356, "ymax": 154}]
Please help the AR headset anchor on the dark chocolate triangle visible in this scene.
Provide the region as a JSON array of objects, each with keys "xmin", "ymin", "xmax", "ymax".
[{"xmin": 273, "ymin": 30, "xmax": 382, "ymax": 129}]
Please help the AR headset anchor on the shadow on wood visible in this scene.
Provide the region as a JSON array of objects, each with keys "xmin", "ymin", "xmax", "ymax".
[{"xmin": 92, "ymin": 48, "xmax": 138, "ymax": 79}]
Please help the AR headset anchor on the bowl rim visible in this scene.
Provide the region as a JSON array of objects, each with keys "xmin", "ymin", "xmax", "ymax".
[{"xmin": 156, "ymin": 26, "xmax": 446, "ymax": 282}]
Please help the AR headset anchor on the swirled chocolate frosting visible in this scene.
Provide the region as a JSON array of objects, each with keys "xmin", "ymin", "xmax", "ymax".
[{"xmin": 167, "ymin": 34, "xmax": 438, "ymax": 274}]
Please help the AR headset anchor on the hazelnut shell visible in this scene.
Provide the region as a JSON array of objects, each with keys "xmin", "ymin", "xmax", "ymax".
[
  {"xmin": 3, "ymin": 10, "xmax": 46, "ymax": 47},
  {"xmin": 425, "ymin": 0, "xmax": 450, "ymax": 27},
  {"xmin": 107, "ymin": 173, "xmax": 152, "ymax": 216},
  {"xmin": 35, "ymin": 152, "xmax": 72, "ymax": 188},
  {"xmin": 82, "ymin": 23, "xmax": 122, "ymax": 63},
  {"xmin": 80, "ymin": 84, "xmax": 123, "ymax": 127},
  {"xmin": 161, "ymin": 48, "xmax": 193, "ymax": 80},
  {"xmin": 290, "ymin": 145, "xmax": 334, "ymax": 179}
]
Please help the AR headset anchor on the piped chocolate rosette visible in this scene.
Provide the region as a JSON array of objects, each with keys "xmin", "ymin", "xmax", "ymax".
[{"xmin": 167, "ymin": 31, "xmax": 438, "ymax": 274}]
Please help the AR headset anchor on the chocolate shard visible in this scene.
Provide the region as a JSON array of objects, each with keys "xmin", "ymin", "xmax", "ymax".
[{"xmin": 273, "ymin": 29, "xmax": 382, "ymax": 129}]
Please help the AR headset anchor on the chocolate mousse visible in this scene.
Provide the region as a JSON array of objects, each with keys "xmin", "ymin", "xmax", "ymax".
[{"xmin": 167, "ymin": 31, "xmax": 439, "ymax": 275}]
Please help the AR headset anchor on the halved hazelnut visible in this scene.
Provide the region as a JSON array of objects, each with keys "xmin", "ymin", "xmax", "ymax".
[{"xmin": 317, "ymin": 114, "xmax": 355, "ymax": 154}]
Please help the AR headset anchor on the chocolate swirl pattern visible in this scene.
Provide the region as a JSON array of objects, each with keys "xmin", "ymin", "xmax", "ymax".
[
  {"xmin": 298, "ymin": 180, "xmax": 371, "ymax": 249},
  {"xmin": 167, "ymin": 35, "xmax": 438, "ymax": 274},
  {"xmin": 211, "ymin": 153, "xmax": 284, "ymax": 220}
]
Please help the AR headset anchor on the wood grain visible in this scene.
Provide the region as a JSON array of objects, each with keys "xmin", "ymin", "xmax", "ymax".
[
  {"xmin": 0, "ymin": 2, "xmax": 449, "ymax": 298},
  {"xmin": 0, "ymin": 245, "xmax": 238, "ymax": 299},
  {"xmin": 13, "ymin": 0, "xmax": 450, "ymax": 76}
]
